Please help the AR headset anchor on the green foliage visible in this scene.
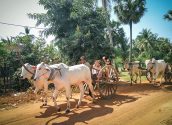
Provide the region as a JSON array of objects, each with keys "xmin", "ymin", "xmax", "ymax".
[
  {"xmin": 133, "ymin": 29, "xmax": 157, "ymax": 60},
  {"xmin": 57, "ymin": 8, "xmax": 115, "ymax": 64},
  {"xmin": 110, "ymin": 21, "xmax": 129, "ymax": 62},
  {"xmin": 0, "ymin": 42, "xmax": 8, "ymax": 66},
  {"xmin": 29, "ymin": 0, "xmax": 116, "ymax": 64},
  {"xmin": 164, "ymin": 10, "xmax": 172, "ymax": 21},
  {"xmin": 114, "ymin": 0, "xmax": 146, "ymax": 62},
  {"xmin": 133, "ymin": 29, "xmax": 172, "ymax": 63},
  {"xmin": 114, "ymin": 0, "xmax": 147, "ymax": 24},
  {"xmin": 0, "ymin": 29, "xmax": 61, "ymax": 92}
]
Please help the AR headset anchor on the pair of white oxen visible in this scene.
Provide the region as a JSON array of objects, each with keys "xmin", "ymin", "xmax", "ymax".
[
  {"xmin": 124, "ymin": 58, "xmax": 168, "ymax": 85},
  {"xmin": 21, "ymin": 62, "xmax": 95, "ymax": 113}
]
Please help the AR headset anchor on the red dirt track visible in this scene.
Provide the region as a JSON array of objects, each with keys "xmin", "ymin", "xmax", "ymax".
[{"xmin": 0, "ymin": 81, "xmax": 172, "ymax": 125}]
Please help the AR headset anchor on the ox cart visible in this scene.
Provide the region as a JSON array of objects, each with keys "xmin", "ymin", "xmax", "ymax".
[
  {"xmin": 123, "ymin": 62, "xmax": 154, "ymax": 84},
  {"xmin": 144, "ymin": 63, "xmax": 172, "ymax": 84},
  {"xmin": 84, "ymin": 65, "xmax": 119, "ymax": 98},
  {"xmin": 124, "ymin": 61, "xmax": 172, "ymax": 85}
]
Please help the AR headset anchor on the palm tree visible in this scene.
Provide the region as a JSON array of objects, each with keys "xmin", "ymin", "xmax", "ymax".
[
  {"xmin": 134, "ymin": 29, "xmax": 157, "ymax": 58},
  {"xmin": 164, "ymin": 10, "xmax": 172, "ymax": 21},
  {"xmin": 114, "ymin": 0, "xmax": 146, "ymax": 62}
]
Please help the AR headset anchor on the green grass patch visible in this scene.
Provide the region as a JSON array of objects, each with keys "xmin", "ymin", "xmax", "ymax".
[
  {"xmin": 119, "ymin": 71, "xmax": 130, "ymax": 81},
  {"xmin": 119, "ymin": 71, "xmax": 147, "ymax": 82}
]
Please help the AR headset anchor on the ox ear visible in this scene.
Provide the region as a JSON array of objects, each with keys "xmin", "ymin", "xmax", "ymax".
[
  {"xmin": 45, "ymin": 64, "xmax": 51, "ymax": 71},
  {"xmin": 61, "ymin": 63, "xmax": 69, "ymax": 69},
  {"xmin": 40, "ymin": 62, "xmax": 45, "ymax": 66},
  {"xmin": 151, "ymin": 58, "xmax": 156, "ymax": 63},
  {"xmin": 25, "ymin": 63, "xmax": 29, "ymax": 66}
]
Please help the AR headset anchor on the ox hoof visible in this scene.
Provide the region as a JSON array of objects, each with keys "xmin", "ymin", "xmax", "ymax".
[
  {"xmin": 92, "ymin": 100, "xmax": 96, "ymax": 103},
  {"xmin": 57, "ymin": 108, "xmax": 61, "ymax": 112},
  {"xmin": 44, "ymin": 103, "xmax": 47, "ymax": 106},
  {"xmin": 42, "ymin": 103, "xmax": 47, "ymax": 106},
  {"xmin": 65, "ymin": 109, "xmax": 70, "ymax": 114},
  {"xmin": 57, "ymin": 107, "xmax": 61, "ymax": 112},
  {"xmin": 76, "ymin": 105, "xmax": 79, "ymax": 108}
]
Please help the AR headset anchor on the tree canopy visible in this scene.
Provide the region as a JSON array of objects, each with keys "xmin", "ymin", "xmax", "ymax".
[
  {"xmin": 114, "ymin": 0, "xmax": 146, "ymax": 62},
  {"xmin": 28, "ymin": 0, "xmax": 116, "ymax": 64}
]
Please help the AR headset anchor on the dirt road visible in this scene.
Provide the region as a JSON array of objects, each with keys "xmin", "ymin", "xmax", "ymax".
[{"xmin": 0, "ymin": 82, "xmax": 172, "ymax": 125}]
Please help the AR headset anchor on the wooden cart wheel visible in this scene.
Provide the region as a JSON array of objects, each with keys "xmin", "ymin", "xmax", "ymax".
[
  {"xmin": 83, "ymin": 82, "xmax": 97, "ymax": 96},
  {"xmin": 146, "ymin": 70, "xmax": 153, "ymax": 83},
  {"xmin": 71, "ymin": 85, "xmax": 79, "ymax": 93},
  {"xmin": 98, "ymin": 80, "xmax": 118, "ymax": 98}
]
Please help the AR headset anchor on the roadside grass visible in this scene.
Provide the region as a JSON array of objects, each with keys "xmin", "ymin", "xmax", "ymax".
[{"xmin": 119, "ymin": 71, "xmax": 148, "ymax": 82}]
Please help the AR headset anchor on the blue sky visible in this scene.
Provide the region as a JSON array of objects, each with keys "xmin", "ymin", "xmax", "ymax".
[
  {"xmin": 116, "ymin": 0, "xmax": 172, "ymax": 41},
  {"xmin": 0, "ymin": 0, "xmax": 171, "ymax": 42}
]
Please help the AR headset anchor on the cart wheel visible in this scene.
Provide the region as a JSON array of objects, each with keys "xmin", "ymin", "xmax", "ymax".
[
  {"xmin": 71, "ymin": 85, "xmax": 79, "ymax": 93},
  {"xmin": 146, "ymin": 70, "xmax": 153, "ymax": 83},
  {"xmin": 83, "ymin": 82, "xmax": 97, "ymax": 96},
  {"xmin": 98, "ymin": 81, "xmax": 117, "ymax": 98}
]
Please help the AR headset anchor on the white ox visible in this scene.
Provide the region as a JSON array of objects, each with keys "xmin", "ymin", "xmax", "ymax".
[
  {"xmin": 123, "ymin": 61, "xmax": 142, "ymax": 85},
  {"xmin": 21, "ymin": 63, "xmax": 51, "ymax": 106},
  {"xmin": 145, "ymin": 58, "xmax": 167, "ymax": 85},
  {"xmin": 34, "ymin": 62, "xmax": 95, "ymax": 113}
]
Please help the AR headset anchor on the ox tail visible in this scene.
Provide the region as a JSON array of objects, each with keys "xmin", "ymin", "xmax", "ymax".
[{"xmin": 86, "ymin": 78, "xmax": 95, "ymax": 100}]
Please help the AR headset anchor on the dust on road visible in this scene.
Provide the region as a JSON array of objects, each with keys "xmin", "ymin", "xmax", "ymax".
[{"xmin": 0, "ymin": 82, "xmax": 172, "ymax": 125}]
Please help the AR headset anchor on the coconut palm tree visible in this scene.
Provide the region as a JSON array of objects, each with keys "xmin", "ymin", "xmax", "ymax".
[
  {"xmin": 164, "ymin": 10, "xmax": 172, "ymax": 21},
  {"xmin": 114, "ymin": 0, "xmax": 146, "ymax": 62},
  {"xmin": 134, "ymin": 29, "xmax": 157, "ymax": 58}
]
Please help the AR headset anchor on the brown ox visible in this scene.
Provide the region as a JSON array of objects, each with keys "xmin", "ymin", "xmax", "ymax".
[{"xmin": 123, "ymin": 61, "xmax": 142, "ymax": 85}]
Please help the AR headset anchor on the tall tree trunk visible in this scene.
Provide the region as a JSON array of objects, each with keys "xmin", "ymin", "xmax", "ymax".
[
  {"xmin": 129, "ymin": 21, "xmax": 132, "ymax": 62},
  {"xmin": 102, "ymin": 0, "xmax": 107, "ymax": 8},
  {"xmin": 3, "ymin": 62, "xmax": 6, "ymax": 93},
  {"xmin": 108, "ymin": 26, "xmax": 113, "ymax": 46},
  {"xmin": 102, "ymin": 0, "xmax": 113, "ymax": 46}
]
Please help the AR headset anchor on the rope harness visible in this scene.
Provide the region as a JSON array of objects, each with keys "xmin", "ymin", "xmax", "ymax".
[
  {"xmin": 23, "ymin": 64, "xmax": 34, "ymax": 75},
  {"xmin": 147, "ymin": 62, "xmax": 156, "ymax": 72},
  {"xmin": 47, "ymin": 68, "xmax": 62, "ymax": 81}
]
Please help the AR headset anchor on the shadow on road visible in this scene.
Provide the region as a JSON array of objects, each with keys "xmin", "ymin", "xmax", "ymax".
[
  {"xmin": 35, "ymin": 93, "xmax": 139, "ymax": 125},
  {"xmin": 35, "ymin": 81, "xmax": 166, "ymax": 124},
  {"xmin": 117, "ymin": 81, "xmax": 161, "ymax": 94}
]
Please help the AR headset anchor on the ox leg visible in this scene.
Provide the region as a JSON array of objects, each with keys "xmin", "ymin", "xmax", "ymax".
[
  {"xmin": 65, "ymin": 85, "xmax": 71, "ymax": 113},
  {"xmin": 53, "ymin": 90, "xmax": 61, "ymax": 112},
  {"xmin": 42, "ymin": 92, "xmax": 48, "ymax": 106},
  {"xmin": 152, "ymin": 76, "xmax": 156, "ymax": 85},
  {"xmin": 135, "ymin": 74, "xmax": 138, "ymax": 84},
  {"xmin": 153, "ymin": 73, "xmax": 159, "ymax": 85},
  {"xmin": 130, "ymin": 74, "xmax": 133, "ymax": 86},
  {"xmin": 43, "ymin": 85, "xmax": 48, "ymax": 106},
  {"xmin": 160, "ymin": 72, "xmax": 165, "ymax": 86},
  {"xmin": 139, "ymin": 71, "xmax": 142, "ymax": 84},
  {"xmin": 34, "ymin": 88, "xmax": 39, "ymax": 103},
  {"xmin": 139, "ymin": 73, "xmax": 141, "ymax": 84},
  {"xmin": 76, "ymin": 84, "xmax": 84, "ymax": 108},
  {"xmin": 87, "ymin": 81, "xmax": 95, "ymax": 102},
  {"xmin": 152, "ymin": 73, "xmax": 157, "ymax": 85}
]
